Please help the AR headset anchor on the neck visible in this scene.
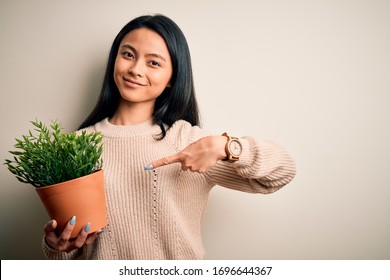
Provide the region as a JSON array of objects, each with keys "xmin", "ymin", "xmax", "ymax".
[{"xmin": 109, "ymin": 100, "xmax": 154, "ymax": 125}]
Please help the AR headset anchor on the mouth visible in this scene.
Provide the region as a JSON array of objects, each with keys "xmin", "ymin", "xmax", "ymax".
[{"xmin": 123, "ymin": 77, "xmax": 146, "ymax": 87}]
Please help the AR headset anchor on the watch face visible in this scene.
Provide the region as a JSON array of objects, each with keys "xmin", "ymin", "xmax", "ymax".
[{"xmin": 229, "ymin": 140, "xmax": 242, "ymax": 157}]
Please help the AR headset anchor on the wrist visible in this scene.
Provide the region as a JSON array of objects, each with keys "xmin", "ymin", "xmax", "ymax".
[
  {"xmin": 221, "ymin": 132, "xmax": 242, "ymax": 161},
  {"xmin": 44, "ymin": 236, "xmax": 57, "ymax": 251},
  {"xmin": 212, "ymin": 135, "xmax": 228, "ymax": 160}
]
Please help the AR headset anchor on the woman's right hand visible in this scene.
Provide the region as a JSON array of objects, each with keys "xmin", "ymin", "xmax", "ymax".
[{"xmin": 43, "ymin": 216, "xmax": 102, "ymax": 253}]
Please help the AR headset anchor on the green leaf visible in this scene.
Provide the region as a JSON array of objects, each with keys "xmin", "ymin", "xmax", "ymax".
[{"xmin": 4, "ymin": 120, "xmax": 103, "ymax": 188}]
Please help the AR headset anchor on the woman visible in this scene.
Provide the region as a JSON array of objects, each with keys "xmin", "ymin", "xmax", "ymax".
[{"xmin": 42, "ymin": 14, "xmax": 296, "ymax": 259}]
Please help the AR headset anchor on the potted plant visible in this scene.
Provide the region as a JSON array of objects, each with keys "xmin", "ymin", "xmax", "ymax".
[{"xmin": 4, "ymin": 120, "xmax": 107, "ymax": 238}]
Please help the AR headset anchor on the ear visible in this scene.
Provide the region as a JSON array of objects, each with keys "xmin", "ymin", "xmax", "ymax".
[{"xmin": 166, "ymin": 81, "xmax": 171, "ymax": 88}]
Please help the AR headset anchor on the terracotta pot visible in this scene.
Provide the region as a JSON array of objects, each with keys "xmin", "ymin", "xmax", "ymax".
[{"xmin": 36, "ymin": 169, "xmax": 107, "ymax": 238}]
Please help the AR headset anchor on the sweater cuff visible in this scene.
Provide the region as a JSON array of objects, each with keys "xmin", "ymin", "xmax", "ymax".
[
  {"xmin": 235, "ymin": 136, "xmax": 296, "ymax": 189},
  {"xmin": 41, "ymin": 236, "xmax": 79, "ymax": 260},
  {"xmin": 232, "ymin": 137, "xmax": 255, "ymax": 173}
]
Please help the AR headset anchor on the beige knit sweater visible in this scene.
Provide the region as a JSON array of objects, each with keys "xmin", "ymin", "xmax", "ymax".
[{"xmin": 42, "ymin": 118, "xmax": 296, "ymax": 260}]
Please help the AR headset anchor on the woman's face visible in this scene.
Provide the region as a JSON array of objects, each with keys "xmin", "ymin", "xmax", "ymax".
[{"xmin": 114, "ymin": 28, "xmax": 173, "ymax": 108}]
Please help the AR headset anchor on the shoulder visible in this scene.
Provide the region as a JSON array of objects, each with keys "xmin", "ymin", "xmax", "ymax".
[
  {"xmin": 75, "ymin": 119, "xmax": 106, "ymax": 135},
  {"xmin": 166, "ymin": 120, "xmax": 209, "ymax": 149}
]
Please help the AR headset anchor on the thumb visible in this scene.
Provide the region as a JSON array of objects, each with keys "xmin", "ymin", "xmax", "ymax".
[
  {"xmin": 145, "ymin": 153, "xmax": 182, "ymax": 170},
  {"xmin": 44, "ymin": 219, "xmax": 57, "ymax": 236}
]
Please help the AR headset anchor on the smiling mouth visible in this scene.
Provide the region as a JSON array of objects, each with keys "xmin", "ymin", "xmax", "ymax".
[{"xmin": 123, "ymin": 77, "xmax": 146, "ymax": 87}]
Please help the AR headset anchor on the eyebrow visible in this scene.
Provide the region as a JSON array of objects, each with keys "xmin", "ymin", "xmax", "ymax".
[{"xmin": 120, "ymin": 44, "xmax": 167, "ymax": 62}]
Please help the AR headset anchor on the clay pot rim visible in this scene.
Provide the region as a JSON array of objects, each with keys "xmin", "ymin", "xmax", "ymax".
[{"xmin": 36, "ymin": 169, "xmax": 103, "ymax": 190}]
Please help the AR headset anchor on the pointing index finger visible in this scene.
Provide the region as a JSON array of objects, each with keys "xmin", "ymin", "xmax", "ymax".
[{"xmin": 145, "ymin": 153, "xmax": 182, "ymax": 170}]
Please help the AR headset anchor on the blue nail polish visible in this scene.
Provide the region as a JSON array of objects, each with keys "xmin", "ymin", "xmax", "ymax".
[
  {"xmin": 84, "ymin": 222, "xmax": 91, "ymax": 233},
  {"xmin": 97, "ymin": 229, "xmax": 105, "ymax": 236},
  {"xmin": 144, "ymin": 164, "xmax": 153, "ymax": 171},
  {"xmin": 70, "ymin": 216, "xmax": 76, "ymax": 225}
]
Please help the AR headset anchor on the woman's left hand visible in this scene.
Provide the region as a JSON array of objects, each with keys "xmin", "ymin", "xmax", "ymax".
[{"xmin": 146, "ymin": 135, "xmax": 228, "ymax": 173}]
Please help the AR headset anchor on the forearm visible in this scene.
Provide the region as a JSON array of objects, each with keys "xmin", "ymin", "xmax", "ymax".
[{"xmin": 208, "ymin": 136, "xmax": 296, "ymax": 193}]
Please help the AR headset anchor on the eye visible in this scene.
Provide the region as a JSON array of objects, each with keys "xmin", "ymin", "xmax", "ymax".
[
  {"xmin": 149, "ymin": 60, "xmax": 161, "ymax": 67},
  {"xmin": 122, "ymin": 51, "xmax": 134, "ymax": 59}
]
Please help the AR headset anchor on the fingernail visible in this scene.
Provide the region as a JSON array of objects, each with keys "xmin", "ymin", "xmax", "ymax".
[
  {"xmin": 144, "ymin": 164, "xmax": 153, "ymax": 171},
  {"xmin": 49, "ymin": 219, "xmax": 54, "ymax": 226},
  {"xmin": 97, "ymin": 229, "xmax": 105, "ymax": 236},
  {"xmin": 84, "ymin": 222, "xmax": 91, "ymax": 233},
  {"xmin": 70, "ymin": 216, "xmax": 76, "ymax": 225}
]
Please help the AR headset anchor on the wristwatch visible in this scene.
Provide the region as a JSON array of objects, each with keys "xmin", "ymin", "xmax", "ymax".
[{"xmin": 222, "ymin": 132, "xmax": 242, "ymax": 161}]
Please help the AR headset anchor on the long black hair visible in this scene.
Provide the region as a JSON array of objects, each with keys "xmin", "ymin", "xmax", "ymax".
[{"xmin": 78, "ymin": 14, "xmax": 200, "ymax": 138}]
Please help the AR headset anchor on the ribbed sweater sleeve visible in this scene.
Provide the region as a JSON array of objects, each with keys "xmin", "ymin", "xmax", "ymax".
[{"xmin": 207, "ymin": 136, "xmax": 296, "ymax": 193}]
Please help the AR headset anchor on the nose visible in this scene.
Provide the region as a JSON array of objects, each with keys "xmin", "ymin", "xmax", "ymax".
[{"xmin": 128, "ymin": 59, "xmax": 144, "ymax": 77}]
